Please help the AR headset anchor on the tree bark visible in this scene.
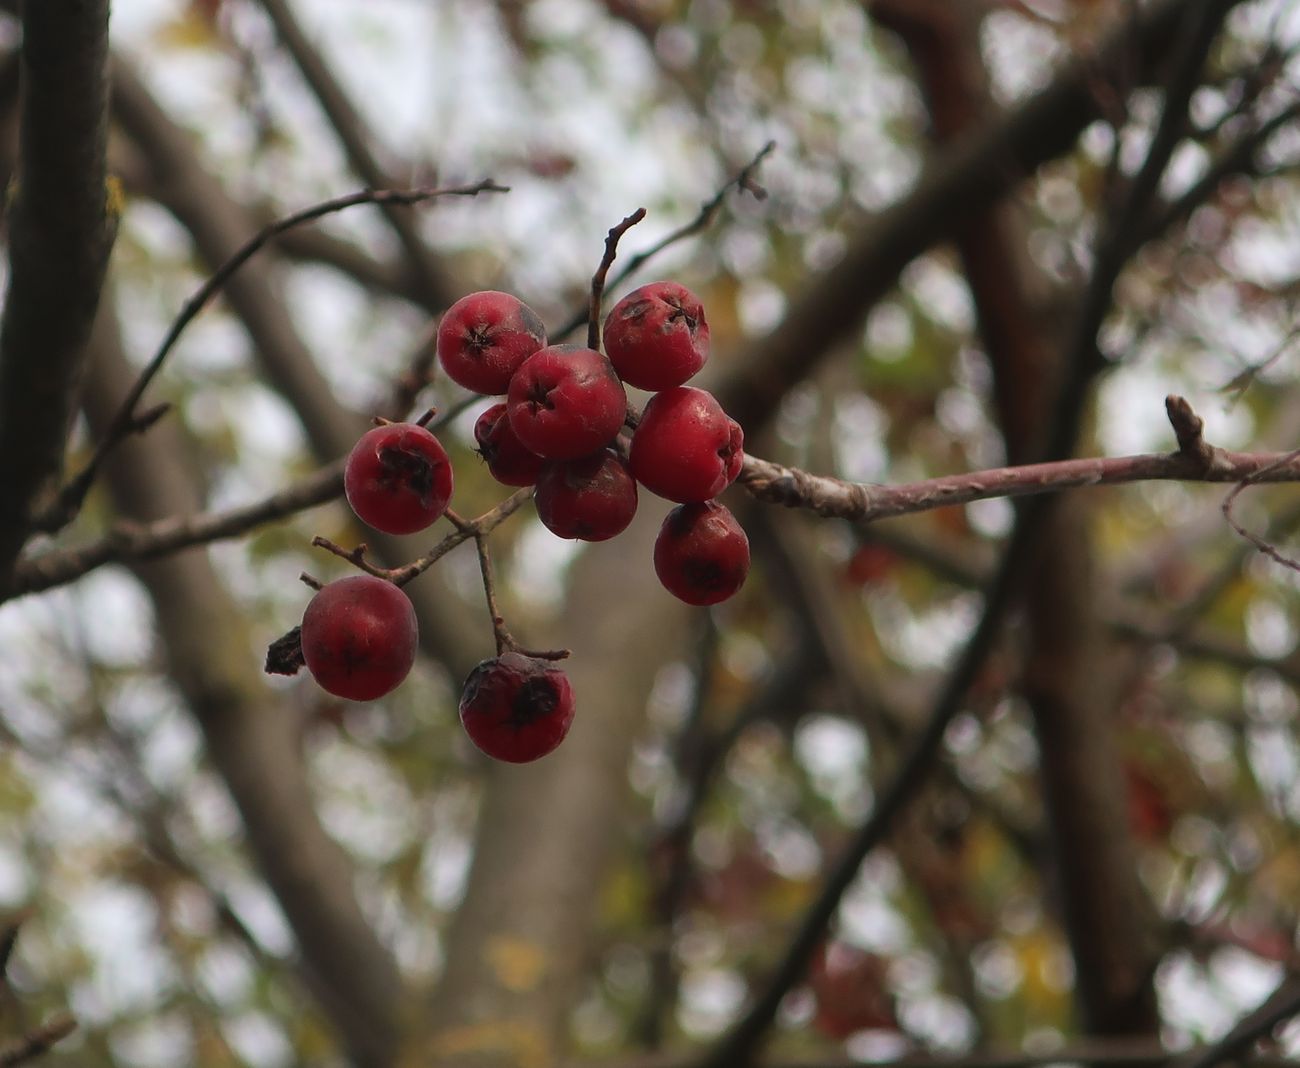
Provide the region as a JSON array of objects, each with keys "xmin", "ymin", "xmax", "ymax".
[{"xmin": 0, "ymin": 0, "xmax": 114, "ymax": 582}]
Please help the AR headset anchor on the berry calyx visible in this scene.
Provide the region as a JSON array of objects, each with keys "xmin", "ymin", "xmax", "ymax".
[
  {"xmin": 300, "ymin": 575, "xmax": 419, "ymax": 700},
  {"xmin": 437, "ymin": 290, "xmax": 548, "ymax": 395},
  {"xmin": 534, "ymin": 449, "xmax": 638, "ymax": 541},
  {"xmin": 629, "ymin": 386, "xmax": 744, "ymax": 503},
  {"xmin": 458, "ymin": 652, "xmax": 576, "ymax": 763},
  {"xmin": 506, "ymin": 344, "xmax": 627, "ymax": 460},
  {"xmin": 654, "ymin": 501, "xmax": 750, "ymax": 606},
  {"xmin": 603, "ymin": 281, "xmax": 710, "ymax": 390},
  {"xmin": 345, "ymin": 422, "xmax": 454, "ymax": 535},
  {"xmin": 474, "ymin": 402, "xmax": 545, "ymax": 487}
]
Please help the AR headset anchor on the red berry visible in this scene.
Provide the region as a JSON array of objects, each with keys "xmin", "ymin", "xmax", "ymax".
[
  {"xmin": 629, "ymin": 386, "xmax": 744, "ymax": 503},
  {"xmin": 301, "ymin": 575, "xmax": 418, "ymax": 700},
  {"xmin": 654, "ymin": 501, "xmax": 750, "ymax": 606},
  {"xmin": 534, "ymin": 449, "xmax": 638, "ymax": 541},
  {"xmin": 437, "ymin": 290, "xmax": 547, "ymax": 395},
  {"xmin": 458, "ymin": 652, "xmax": 576, "ymax": 763},
  {"xmin": 506, "ymin": 344, "xmax": 627, "ymax": 460},
  {"xmin": 603, "ymin": 280, "xmax": 709, "ymax": 390},
  {"xmin": 345, "ymin": 423, "xmax": 454, "ymax": 535},
  {"xmin": 474, "ymin": 402, "xmax": 544, "ymax": 487}
]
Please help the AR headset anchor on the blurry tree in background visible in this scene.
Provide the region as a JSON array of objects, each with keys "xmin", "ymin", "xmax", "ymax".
[{"xmin": 1, "ymin": 1, "xmax": 1300, "ymax": 1067}]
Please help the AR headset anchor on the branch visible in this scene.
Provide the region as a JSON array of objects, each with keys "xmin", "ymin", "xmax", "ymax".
[
  {"xmin": 13, "ymin": 460, "xmax": 343, "ymax": 599},
  {"xmin": 553, "ymin": 142, "xmax": 774, "ymax": 341},
  {"xmin": 0, "ymin": 0, "xmax": 115, "ymax": 583},
  {"xmin": 738, "ymin": 395, "xmax": 1297, "ymax": 521},
  {"xmin": 1175, "ymin": 977, "xmax": 1300, "ymax": 1068},
  {"xmin": 0, "ymin": 1016, "xmax": 76, "ymax": 1068},
  {"xmin": 714, "ymin": 0, "xmax": 1244, "ymax": 437},
  {"xmin": 270, "ymin": 489, "xmax": 534, "ymax": 674},
  {"xmin": 16, "ymin": 392, "xmax": 1294, "ymax": 603},
  {"xmin": 1222, "ymin": 447, "xmax": 1300, "ymax": 571},
  {"xmin": 8, "ymin": 394, "xmax": 479, "ymax": 603},
  {"xmin": 45, "ymin": 178, "xmax": 506, "ymax": 531},
  {"xmin": 258, "ymin": 0, "xmax": 457, "ymax": 306},
  {"xmin": 588, "ymin": 208, "xmax": 647, "ymax": 350}
]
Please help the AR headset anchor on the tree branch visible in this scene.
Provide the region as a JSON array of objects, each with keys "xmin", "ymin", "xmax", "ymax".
[
  {"xmin": 258, "ymin": 0, "xmax": 457, "ymax": 306},
  {"xmin": 739, "ymin": 395, "xmax": 1295, "ymax": 521},
  {"xmin": 714, "ymin": 0, "xmax": 1244, "ymax": 437},
  {"xmin": 0, "ymin": 0, "xmax": 115, "ymax": 585},
  {"xmin": 15, "ymin": 393, "xmax": 1300, "ymax": 602}
]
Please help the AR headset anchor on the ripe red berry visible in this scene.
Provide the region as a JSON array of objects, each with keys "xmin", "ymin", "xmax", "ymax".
[
  {"xmin": 629, "ymin": 386, "xmax": 744, "ymax": 503},
  {"xmin": 534, "ymin": 449, "xmax": 638, "ymax": 541},
  {"xmin": 345, "ymin": 422, "xmax": 454, "ymax": 535},
  {"xmin": 603, "ymin": 281, "xmax": 710, "ymax": 390},
  {"xmin": 437, "ymin": 290, "xmax": 547, "ymax": 395},
  {"xmin": 458, "ymin": 652, "xmax": 576, "ymax": 763},
  {"xmin": 300, "ymin": 575, "xmax": 419, "ymax": 700},
  {"xmin": 506, "ymin": 344, "xmax": 627, "ymax": 460},
  {"xmin": 474, "ymin": 402, "xmax": 544, "ymax": 487},
  {"xmin": 654, "ymin": 501, "xmax": 750, "ymax": 606}
]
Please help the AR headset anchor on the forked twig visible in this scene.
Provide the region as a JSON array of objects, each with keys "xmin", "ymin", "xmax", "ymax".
[{"xmin": 42, "ymin": 179, "xmax": 508, "ymax": 532}]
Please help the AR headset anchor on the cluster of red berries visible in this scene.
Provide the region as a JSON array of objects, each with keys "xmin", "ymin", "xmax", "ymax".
[
  {"xmin": 294, "ymin": 281, "xmax": 750, "ymax": 764},
  {"xmin": 459, "ymin": 283, "xmax": 750, "ymax": 603}
]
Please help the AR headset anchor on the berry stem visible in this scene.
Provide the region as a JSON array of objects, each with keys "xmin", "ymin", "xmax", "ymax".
[
  {"xmin": 588, "ymin": 207, "xmax": 647, "ymax": 351},
  {"xmin": 473, "ymin": 532, "xmax": 570, "ymax": 661},
  {"xmin": 473, "ymin": 533, "xmax": 511, "ymax": 657},
  {"xmin": 311, "ymin": 536, "xmax": 391, "ymax": 578}
]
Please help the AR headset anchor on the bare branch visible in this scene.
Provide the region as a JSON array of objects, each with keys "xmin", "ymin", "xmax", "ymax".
[
  {"xmin": 738, "ymin": 396, "xmax": 1293, "ymax": 521},
  {"xmin": 1221, "ymin": 447, "xmax": 1300, "ymax": 572},
  {"xmin": 554, "ymin": 142, "xmax": 774, "ymax": 340},
  {"xmin": 45, "ymin": 178, "xmax": 506, "ymax": 531},
  {"xmin": 258, "ymin": 0, "xmax": 457, "ymax": 306},
  {"xmin": 588, "ymin": 208, "xmax": 647, "ymax": 350},
  {"xmin": 267, "ymin": 489, "xmax": 534, "ymax": 676}
]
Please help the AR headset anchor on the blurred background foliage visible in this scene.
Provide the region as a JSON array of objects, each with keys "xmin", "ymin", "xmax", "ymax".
[{"xmin": 1, "ymin": 1, "xmax": 1299, "ymax": 1066}]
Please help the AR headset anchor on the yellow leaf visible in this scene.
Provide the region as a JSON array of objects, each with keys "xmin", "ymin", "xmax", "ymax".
[{"xmin": 485, "ymin": 935, "xmax": 547, "ymax": 993}]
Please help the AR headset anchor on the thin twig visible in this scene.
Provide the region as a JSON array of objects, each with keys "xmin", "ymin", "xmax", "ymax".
[
  {"xmin": 1221, "ymin": 446, "xmax": 1300, "ymax": 571},
  {"xmin": 588, "ymin": 208, "xmax": 647, "ymax": 351},
  {"xmin": 41, "ymin": 179, "xmax": 507, "ymax": 531},
  {"xmin": 556, "ymin": 142, "xmax": 775, "ymax": 340},
  {"xmin": 266, "ymin": 488, "xmax": 536, "ymax": 675},
  {"xmin": 9, "ymin": 395, "xmax": 480, "ymax": 601},
  {"xmin": 473, "ymin": 533, "xmax": 511, "ymax": 656},
  {"xmin": 468, "ymin": 533, "xmax": 566, "ymax": 659}
]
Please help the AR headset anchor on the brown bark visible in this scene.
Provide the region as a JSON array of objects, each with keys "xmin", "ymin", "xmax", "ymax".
[{"xmin": 0, "ymin": 0, "xmax": 114, "ymax": 581}]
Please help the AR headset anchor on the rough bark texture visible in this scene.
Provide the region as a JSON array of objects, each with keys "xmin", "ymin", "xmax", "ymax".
[
  {"xmin": 0, "ymin": 0, "xmax": 114, "ymax": 582},
  {"xmin": 869, "ymin": 0, "xmax": 1160, "ymax": 1033},
  {"xmin": 81, "ymin": 290, "xmax": 406, "ymax": 1067}
]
